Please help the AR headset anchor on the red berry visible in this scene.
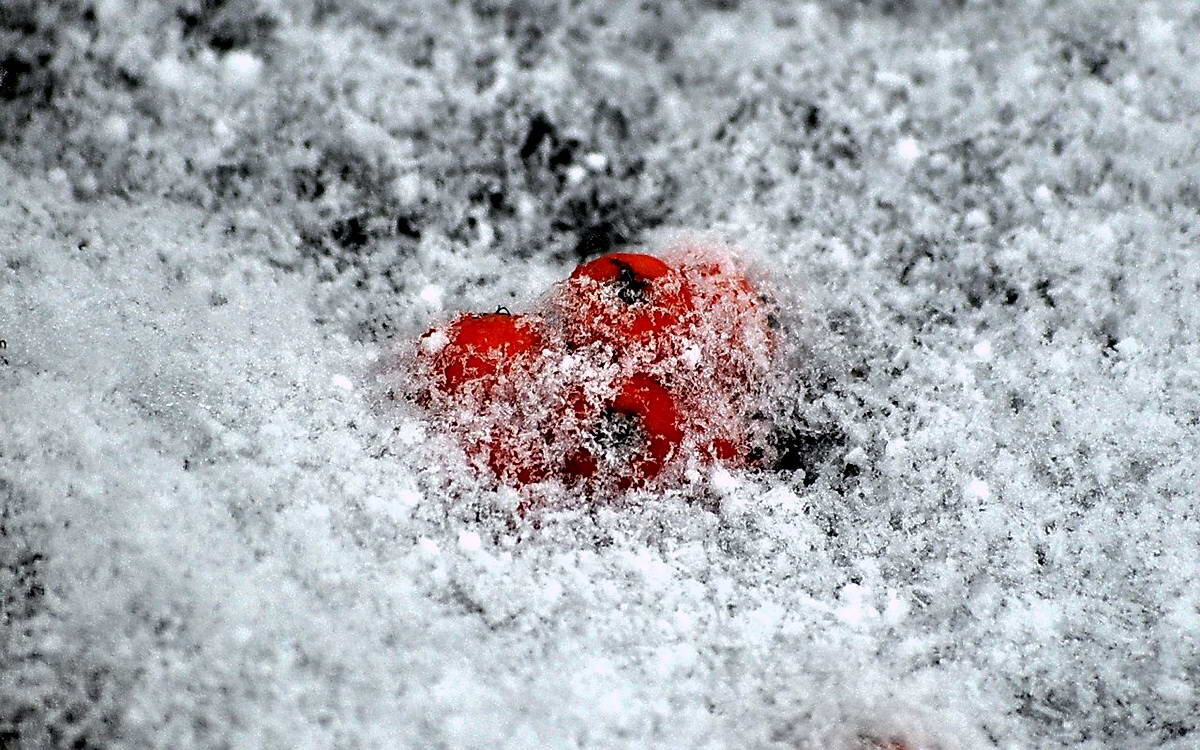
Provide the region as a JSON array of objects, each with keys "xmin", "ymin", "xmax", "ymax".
[
  {"xmin": 556, "ymin": 252, "xmax": 696, "ymax": 352},
  {"xmin": 653, "ymin": 249, "xmax": 775, "ymax": 432},
  {"xmin": 564, "ymin": 374, "xmax": 683, "ymax": 489},
  {"xmin": 417, "ymin": 312, "xmax": 547, "ymax": 398},
  {"xmin": 679, "ymin": 253, "xmax": 775, "ymax": 373}
]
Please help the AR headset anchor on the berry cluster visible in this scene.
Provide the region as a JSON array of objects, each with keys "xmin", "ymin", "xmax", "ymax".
[{"xmin": 412, "ymin": 245, "xmax": 775, "ymax": 494}]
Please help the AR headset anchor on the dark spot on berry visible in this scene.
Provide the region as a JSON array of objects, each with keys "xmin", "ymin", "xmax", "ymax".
[
  {"xmin": 609, "ymin": 258, "xmax": 650, "ymax": 304},
  {"xmin": 589, "ymin": 409, "xmax": 645, "ymax": 465}
]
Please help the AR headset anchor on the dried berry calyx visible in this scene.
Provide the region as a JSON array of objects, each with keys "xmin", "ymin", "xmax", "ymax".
[{"xmin": 564, "ymin": 374, "xmax": 684, "ymax": 489}]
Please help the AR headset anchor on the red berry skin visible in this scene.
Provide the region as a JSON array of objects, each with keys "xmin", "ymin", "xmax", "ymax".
[
  {"xmin": 417, "ymin": 312, "xmax": 546, "ymax": 398},
  {"xmin": 556, "ymin": 252, "xmax": 696, "ymax": 351},
  {"xmin": 414, "ymin": 312, "xmax": 555, "ymax": 488},
  {"xmin": 688, "ymin": 259, "xmax": 775, "ymax": 373},
  {"xmin": 484, "ymin": 424, "xmax": 553, "ymax": 487},
  {"xmin": 564, "ymin": 374, "xmax": 684, "ymax": 490}
]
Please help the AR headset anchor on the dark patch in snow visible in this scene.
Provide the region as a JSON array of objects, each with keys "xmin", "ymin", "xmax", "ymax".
[
  {"xmin": 178, "ymin": 0, "xmax": 279, "ymax": 54},
  {"xmin": 394, "ymin": 214, "xmax": 421, "ymax": 240},
  {"xmin": 330, "ymin": 214, "xmax": 371, "ymax": 251},
  {"xmin": 0, "ymin": 52, "xmax": 52, "ymax": 102},
  {"xmin": 765, "ymin": 424, "xmax": 847, "ymax": 486}
]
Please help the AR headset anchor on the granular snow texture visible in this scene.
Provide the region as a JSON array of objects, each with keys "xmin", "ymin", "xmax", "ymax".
[{"xmin": 2, "ymin": 1, "xmax": 1200, "ymax": 748}]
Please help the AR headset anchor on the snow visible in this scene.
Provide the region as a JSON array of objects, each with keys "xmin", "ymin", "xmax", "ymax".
[
  {"xmin": 457, "ymin": 530, "xmax": 483, "ymax": 553},
  {"xmin": 564, "ymin": 163, "xmax": 588, "ymax": 185},
  {"xmin": 963, "ymin": 478, "xmax": 991, "ymax": 503},
  {"xmin": 583, "ymin": 152, "xmax": 609, "ymax": 172},
  {"xmin": 220, "ymin": 51, "xmax": 264, "ymax": 91},
  {"xmin": 894, "ymin": 137, "xmax": 922, "ymax": 168},
  {"xmin": 3, "ymin": 1, "xmax": 1200, "ymax": 748},
  {"xmin": 150, "ymin": 56, "xmax": 190, "ymax": 92},
  {"xmin": 418, "ymin": 284, "xmax": 445, "ymax": 308}
]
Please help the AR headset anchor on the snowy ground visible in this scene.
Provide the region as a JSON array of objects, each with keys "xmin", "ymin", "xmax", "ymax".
[{"xmin": 3, "ymin": 1, "xmax": 1200, "ymax": 748}]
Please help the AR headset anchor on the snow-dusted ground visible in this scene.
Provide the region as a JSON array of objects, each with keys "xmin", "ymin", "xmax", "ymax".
[{"xmin": 3, "ymin": 1, "xmax": 1200, "ymax": 747}]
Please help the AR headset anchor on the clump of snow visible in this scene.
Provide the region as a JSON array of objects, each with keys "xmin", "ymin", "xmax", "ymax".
[
  {"xmin": 894, "ymin": 137, "xmax": 922, "ymax": 168},
  {"xmin": 220, "ymin": 50, "xmax": 264, "ymax": 91}
]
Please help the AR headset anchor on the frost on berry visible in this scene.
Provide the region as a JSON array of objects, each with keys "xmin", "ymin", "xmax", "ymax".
[
  {"xmin": 407, "ymin": 243, "xmax": 789, "ymax": 499},
  {"xmin": 414, "ymin": 312, "xmax": 549, "ymax": 401},
  {"xmin": 554, "ymin": 251, "xmax": 698, "ymax": 355},
  {"xmin": 563, "ymin": 373, "xmax": 685, "ymax": 490}
]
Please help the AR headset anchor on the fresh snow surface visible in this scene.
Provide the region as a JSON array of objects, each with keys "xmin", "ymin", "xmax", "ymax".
[{"xmin": 2, "ymin": 1, "xmax": 1200, "ymax": 748}]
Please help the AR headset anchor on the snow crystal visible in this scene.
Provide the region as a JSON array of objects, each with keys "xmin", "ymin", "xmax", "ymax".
[
  {"xmin": 417, "ymin": 537, "xmax": 440, "ymax": 556},
  {"xmin": 418, "ymin": 329, "xmax": 448, "ymax": 355},
  {"xmin": 98, "ymin": 114, "xmax": 130, "ymax": 145},
  {"xmin": 882, "ymin": 592, "xmax": 910, "ymax": 626},
  {"xmin": 894, "ymin": 136, "xmax": 922, "ymax": 168},
  {"xmin": 150, "ymin": 56, "xmax": 189, "ymax": 91},
  {"xmin": 834, "ymin": 584, "xmax": 879, "ymax": 627},
  {"xmin": 964, "ymin": 208, "xmax": 990, "ymax": 230},
  {"xmin": 1115, "ymin": 337, "xmax": 1142, "ymax": 358},
  {"xmin": 1140, "ymin": 13, "xmax": 1175, "ymax": 46},
  {"xmin": 844, "ymin": 446, "xmax": 867, "ymax": 466},
  {"xmin": 876, "ymin": 70, "xmax": 911, "ymax": 90},
  {"xmin": 709, "ymin": 465, "xmax": 740, "ymax": 494},
  {"xmin": 392, "ymin": 172, "xmax": 423, "ymax": 205},
  {"xmin": 418, "ymin": 284, "xmax": 444, "ymax": 308},
  {"xmin": 565, "ymin": 163, "xmax": 588, "ymax": 185},
  {"xmin": 583, "ymin": 152, "xmax": 609, "ymax": 172},
  {"xmin": 221, "ymin": 51, "xmax": 264, "ymax": 91},
  {"xmin": 92, "ymin": 0, "xmax": 126, "ymax": 23},
  {"xmin": 457, "ymin": 530, "xmax": 482, "ymax": 553},
  {"xmin": 963, "ymin": 478, "xmax": 991, "ymax": 502}
]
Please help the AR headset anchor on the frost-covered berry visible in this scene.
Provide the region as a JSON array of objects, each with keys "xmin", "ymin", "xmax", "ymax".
[
  {"xmin": 665, "ymin": 244, "xmax": 776, "ymax": 386},
  {"xmin": 565, "ymin": 374, "xmax": 683, "ymax": 490},
  {"xmin": 416, "ymin": 312, "xmax": 548, "ymax": 398},
  {"xmin": 408, "ymin": 244, "xmax": 778, "ymax": 497},
  {"xmin": 555, "ymin": 252, "xmax": 696, "ymax": 352},
  {"xmin": 483, "ymin": 423, "xmax": 554, "ymax": 487}
]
